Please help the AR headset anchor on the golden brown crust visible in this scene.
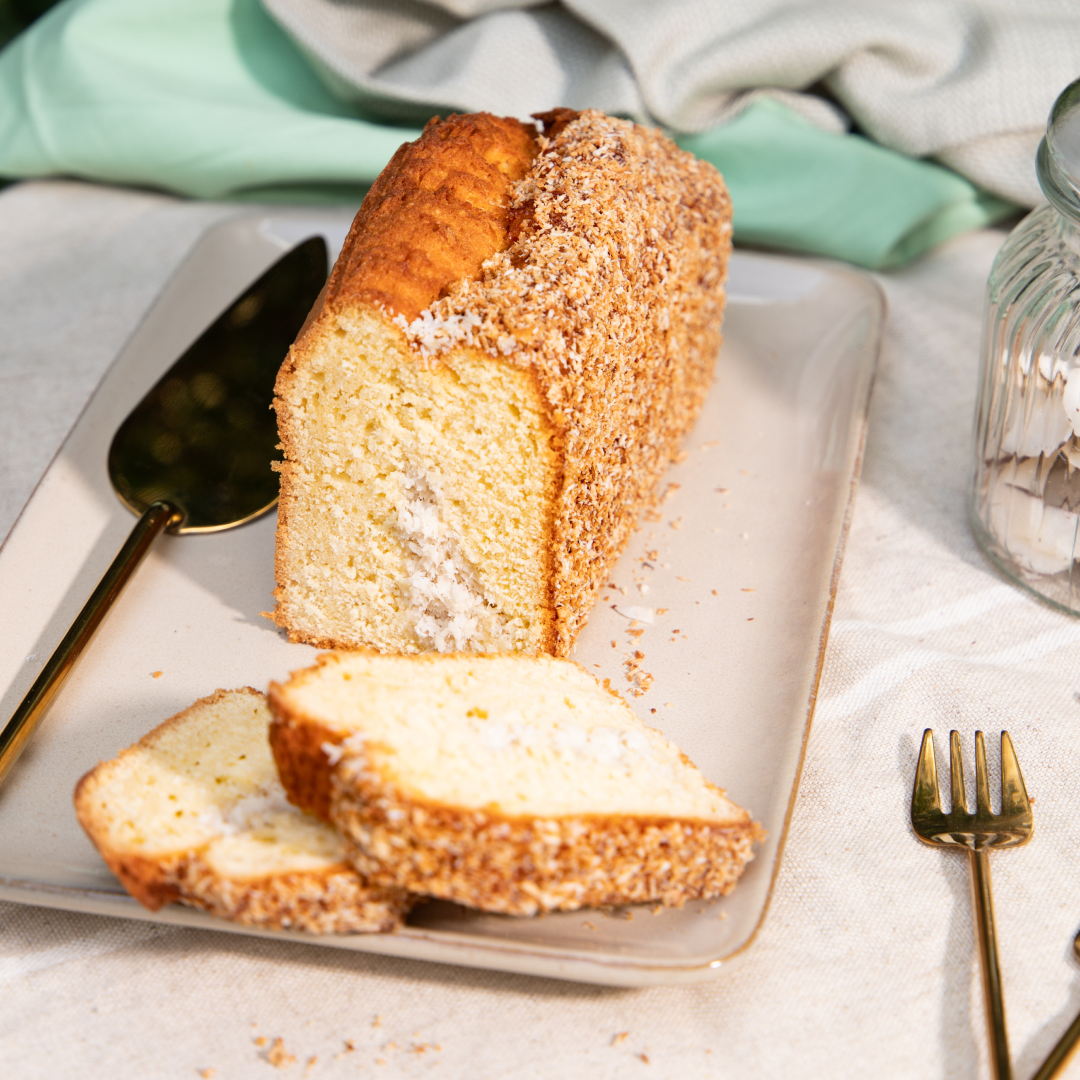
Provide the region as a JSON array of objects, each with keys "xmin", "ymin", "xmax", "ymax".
[
  {"xmin": 335, "ymin": 792, "xmax": 760, "ymax": 915},
  {"xmin": 272, "ymin": 109, "xmax": 730, "ymax": 657},
  {"xmin": 73, "ymin": 687, "xmax": 409, "ymax": 933},
  {"xmin": 321, "ymin": 112, "xmax": 538, "ymax": 324},
  {"xmin": 84, "ymin": 845, "xmax": 181, "ymax": 912},
  {"xmin": 168, "ymin": 859, "xmax": 408, "ymax": 934},
  {"xmin": 267, "ymin": 703, "xmax": 341, "ymax": 824},
  {"xmin": 267, "ymin": 656, "xmax": 762, "ymax": 916}
]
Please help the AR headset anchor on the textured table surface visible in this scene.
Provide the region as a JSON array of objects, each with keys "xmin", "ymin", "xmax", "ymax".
[{"xmin": 3, "ymin": 179, "xmax": 1080, "ymax": 1080}]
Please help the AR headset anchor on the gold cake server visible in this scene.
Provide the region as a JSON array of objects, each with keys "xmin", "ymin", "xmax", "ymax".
[{"xmin": 0, "ymin": 235, "xmax": 327, "ymax": 786}]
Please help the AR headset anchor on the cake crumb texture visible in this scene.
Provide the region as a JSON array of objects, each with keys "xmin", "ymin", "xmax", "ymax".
[
  {"xmin": 74, "ymin": 687, "xmax": 409, "ymax": 933},
  {"xmin": 269, "ymin": 651, "xmax": 761, "ymax": 916}
]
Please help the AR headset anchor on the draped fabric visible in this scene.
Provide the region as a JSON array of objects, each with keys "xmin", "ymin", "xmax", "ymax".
[{"xmin": 1, "ymin": 0, "xmax": 1065, "ymax": 266}]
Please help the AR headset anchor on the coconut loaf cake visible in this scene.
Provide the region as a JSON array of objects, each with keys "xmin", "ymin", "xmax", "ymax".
[
  {"xmin": 272, "ymin": 108, "xmax": 732, "ymax": 656},
  {"xmin": 268, "ymin": 652, "xmax": 761, "ymax": 916},
  {"xmin": 74, "ymin": 688, "xmax": 409, "ymax": 933}
]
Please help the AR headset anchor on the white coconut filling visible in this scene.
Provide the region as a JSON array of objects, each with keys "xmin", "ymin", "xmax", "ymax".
[
  {"xmin": 392, "ymin": 308, "xmax": 517, "ymax": 358},
  {"xmin": 392, "ymin": 310, "xmax": 483, "ymax": 359},
  {"xmin": 477, "ymin": 717, "xmax": 653, "ymax": 768},
  {"xmin": 396, "ymin": 472, "xmax": 512, "ymax": 652},
  {"xmin": 197, "ymin": 785, "xmax": 295, "ymax": 837}
]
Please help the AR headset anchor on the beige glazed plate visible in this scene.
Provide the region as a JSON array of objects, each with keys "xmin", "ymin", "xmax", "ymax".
[{"xmin": 0, "ymin": 212, "xmax": 884, "ymax": 987}]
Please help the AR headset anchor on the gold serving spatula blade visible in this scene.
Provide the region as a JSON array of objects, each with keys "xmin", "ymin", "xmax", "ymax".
[{"xmin": 0, "ymin": 235, "xmax": 328, "ymax": 785}]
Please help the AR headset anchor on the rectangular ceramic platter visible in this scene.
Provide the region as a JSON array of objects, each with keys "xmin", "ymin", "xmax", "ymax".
[{"xmin": 0, "ymin": 212, "xmax": 882, "ymax": 987}]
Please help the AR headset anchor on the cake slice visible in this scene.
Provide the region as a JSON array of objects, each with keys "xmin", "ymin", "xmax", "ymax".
[
  {"xmin": 269, "ymin": 652, "xmax": 762, "ymax": 916},
  {"xmin": 74, "ymin": 688, "xmax": 409, "ymax": 933},
  {"xmin": 271, "ymin": 109, "xmax": 731, "ymax": 657}
]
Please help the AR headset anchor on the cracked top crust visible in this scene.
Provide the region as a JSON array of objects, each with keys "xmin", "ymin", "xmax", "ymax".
[{"xmin": 323, "ymin": 111, "xmax": 538, "ymax": 323}]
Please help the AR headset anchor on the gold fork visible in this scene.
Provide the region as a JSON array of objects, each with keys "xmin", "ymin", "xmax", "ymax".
[{"xmin": 911, "ymin": 729, "xmax": 1034, "ymax": 1080}]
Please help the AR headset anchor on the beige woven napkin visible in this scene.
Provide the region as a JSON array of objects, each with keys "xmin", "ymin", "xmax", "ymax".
[{"xmin": 4, "ymin": 179, "xmax": 1080, "ymax": 1077}]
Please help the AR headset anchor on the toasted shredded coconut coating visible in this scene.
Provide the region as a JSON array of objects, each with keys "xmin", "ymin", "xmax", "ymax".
[
  {"xmin": 333, "ymin": 784, "xmax": 761, "ymax": 916},
  {"xmin": 168, "ymin": 857, "xmax": 408, "ymax": 933},
  {"xmin": 397, "ymin": 110, "xmax": 732, "ymax": 649}
]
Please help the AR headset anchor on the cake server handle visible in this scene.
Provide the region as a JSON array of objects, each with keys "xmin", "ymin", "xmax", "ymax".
[{"xmin": 0, "ymin": 500, "xmax": 182, "ymax": 788}]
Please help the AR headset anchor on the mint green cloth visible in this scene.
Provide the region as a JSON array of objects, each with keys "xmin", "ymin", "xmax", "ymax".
[
  {"xmin": 0, "ymin": 0, "xmax": 1015, "ymax": 268},
  {"xmin": 677, "ymin": 102, "xmax": 1015, "ymax": 270}
]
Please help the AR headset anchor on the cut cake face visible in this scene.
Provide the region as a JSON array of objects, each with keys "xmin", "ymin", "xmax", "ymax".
[
  {"xmin": 272, "ymin": 109, "xmax": 731, "ymax": 658},
  {"xmin": 274, "ymin": 311, "xmax": 558, "ymax": 656},
  {"xmin": 269, "ymin": 652, "xmax": 762, "ymax": 916},
  {"xmin": 74, "ymin": 687, "xmax": 409, "ymax": 933}
]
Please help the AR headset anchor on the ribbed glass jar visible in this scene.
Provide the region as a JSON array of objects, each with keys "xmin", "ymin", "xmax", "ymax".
[{"xmin": 970, "ymin": 79, "xmax": 1080, "ymax": 613}]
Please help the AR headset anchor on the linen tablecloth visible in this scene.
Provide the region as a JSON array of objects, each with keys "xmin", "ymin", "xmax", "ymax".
[{"xmin": 5, "ymin": 178, "xmax": 1080, "ymax": 1078}]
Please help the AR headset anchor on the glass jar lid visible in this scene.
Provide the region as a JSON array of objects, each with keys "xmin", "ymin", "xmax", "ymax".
[{"xmin": 1039, "ymin": 77, "xmax": 1080, "ymax": 221}]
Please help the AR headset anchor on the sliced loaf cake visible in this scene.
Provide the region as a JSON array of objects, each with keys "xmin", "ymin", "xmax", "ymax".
[
  {"xmin": 271, "ymin": 109, "xmax": 731, "ymax": 657},
  {"xmin": 269, "ymin": 652, "xmax": 761, "ymax": 916},
  {"xmin": 74, "ymin": 688, "xmax": 409, "ymax": 933}
]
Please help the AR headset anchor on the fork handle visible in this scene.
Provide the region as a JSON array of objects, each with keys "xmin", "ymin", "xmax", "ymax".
[
  {"xmin": 1031, "ymin": 1009, "xmax": 1080, "ymax": 1080},
  {"xmin": 970, "ymin": 848, "xmax": 1013, "ymax": 1080}
]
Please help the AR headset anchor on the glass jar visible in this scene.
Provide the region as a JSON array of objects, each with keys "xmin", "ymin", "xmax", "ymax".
[{"xmin": 970, "ymin": 78, "xmax": 1080, "ymax": 613}]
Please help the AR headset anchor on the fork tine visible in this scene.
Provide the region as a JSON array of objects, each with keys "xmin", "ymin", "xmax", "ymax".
[
  {"xmin": 1000, "ymin": 731, "xmax": 1032, "ymax": 817},
  {"xmin": 975, "ymin": 731, "xmax": 992, "ymax": 816},
  {"xmin": 912, "ymin": 729, "xmax": 943, "ymax": 819},
  {"xmin": 950, "ymin": 730, "xmax": 968, "ymax": 814}
]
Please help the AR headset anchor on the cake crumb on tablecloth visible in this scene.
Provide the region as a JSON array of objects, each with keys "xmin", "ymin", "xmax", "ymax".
[{"xmin": 266, "ymin": 1038, "xmax": 296, "ymax": 1068}]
